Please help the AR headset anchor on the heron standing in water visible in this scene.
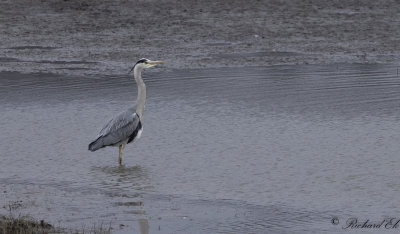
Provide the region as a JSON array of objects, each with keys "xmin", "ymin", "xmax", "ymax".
[{"xmin": 88, "ymin": 58, "xmax": 165, "ymax": 165}]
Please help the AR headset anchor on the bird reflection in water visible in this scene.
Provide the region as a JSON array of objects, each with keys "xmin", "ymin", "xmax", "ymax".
[{"xmin": 138, "ymin": 218, "xmax": 149, "ymax": 234}]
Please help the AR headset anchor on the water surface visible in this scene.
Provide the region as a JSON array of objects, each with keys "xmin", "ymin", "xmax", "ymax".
[{"xmin": 1, "ymin": 64, "xmax": 399, "ymax": 233}]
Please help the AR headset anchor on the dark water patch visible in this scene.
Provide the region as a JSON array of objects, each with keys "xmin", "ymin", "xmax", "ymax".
[
  {"xmin": 0, "ymin": 57, "xmax": 21, "ymax": 62},
  {"xmin": 0, "ymin": 72, "xmax": 122, "ymax": 105},
  {"xmin": 55, "ymin": 67, "xmax": 93, "ymax": 71},
  {"xmin": 1, "ymin": 64, "xmax": 400, "ymax": 118},
  {"xmin": 150, "ymin": 64, "xmax": 400, "ymax": 120},
  {"xmin": 204, "ymin": 42, "xmax": 232, "ymax": 46},
  {"xmin": 114, "ymin": 201, "xmax": 144, "ymax": 207},
  {"xmin": 7, "ymin": 46, "xmax": 61, "ymax": 50},
  {"xmin": 215, "ymin": 51, "xmax": 303, "ymax": 59},
  {"xmin": 34, "ymin": 60, "xmax": 97, "ymax": 65}
]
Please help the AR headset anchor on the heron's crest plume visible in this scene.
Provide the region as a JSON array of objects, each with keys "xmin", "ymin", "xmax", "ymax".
[{"xmin": 129, "ymin": 58, "xmax": 149, "ymax": 74}]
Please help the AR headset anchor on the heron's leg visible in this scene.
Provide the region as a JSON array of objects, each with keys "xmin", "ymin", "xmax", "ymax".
[
  {"xmin": 119, "ymin": 145, "xmax": 123, "ymax": 165},
  {"xmin": 119, "ymin": 144, "xmax": 126, "ymax": 165}
]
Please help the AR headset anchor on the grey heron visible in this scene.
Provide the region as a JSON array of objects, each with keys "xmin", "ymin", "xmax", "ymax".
[{"xmin": 88, "ymin": 58, "xmax": 165, "ymax": 165}]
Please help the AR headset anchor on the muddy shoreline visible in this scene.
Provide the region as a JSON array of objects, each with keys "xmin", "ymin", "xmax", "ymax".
[{"xmin": 1, "ymin": 0, "xmax": 399, "ymax": 75}]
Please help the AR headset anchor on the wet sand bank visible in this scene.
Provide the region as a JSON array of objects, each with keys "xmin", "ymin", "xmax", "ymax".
[{"xmin": 0, "ymin": 0, "xmax": 399, "ymax": 75}]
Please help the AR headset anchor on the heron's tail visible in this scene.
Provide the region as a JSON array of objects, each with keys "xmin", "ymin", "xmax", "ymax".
[{"xmin": 88, "ymin": 137, "xmax": 104, "ymax": 152}]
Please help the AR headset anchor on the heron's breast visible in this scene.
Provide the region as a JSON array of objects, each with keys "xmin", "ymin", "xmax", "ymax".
[
  {"xmin": 136, "ymin": 127, "xmax": 143, "ymax": 140},
  {"xmin": 127, "ymin": 120, "xmax": 143, "ymax": 144}
]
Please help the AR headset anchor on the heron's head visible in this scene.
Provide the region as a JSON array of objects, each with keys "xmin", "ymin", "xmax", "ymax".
[{"xmin": 130, "ymin": 58, "xmax": 165, "ymax": 73}]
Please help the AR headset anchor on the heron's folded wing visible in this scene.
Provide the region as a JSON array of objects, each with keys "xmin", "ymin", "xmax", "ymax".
[{"xmin": 97, "ymin": 111, "xmax": 140, "ymax": 147}]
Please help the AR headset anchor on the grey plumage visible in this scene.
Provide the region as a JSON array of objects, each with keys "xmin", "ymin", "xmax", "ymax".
[
  {"xmin": 88, "ymin": 107, "xmax": 141, "ymax": 151},
  {"xmin": 88, "ymin": 58, "xmax": 164, "ymax": 165}
]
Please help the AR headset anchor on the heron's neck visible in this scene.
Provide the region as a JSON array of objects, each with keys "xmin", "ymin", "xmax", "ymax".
[{"xmin": 134, "ymin": 66, "xmax": 146, "ymax": 118}]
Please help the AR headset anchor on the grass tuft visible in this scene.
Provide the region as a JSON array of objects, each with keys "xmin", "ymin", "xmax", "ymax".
[
  {"xmin": 1, "ymin": 201, "xmax": 112, "ymax": 234},
  {"xmin": 0, "ymin": 215, "xmax": 54, "ymax": 234}
]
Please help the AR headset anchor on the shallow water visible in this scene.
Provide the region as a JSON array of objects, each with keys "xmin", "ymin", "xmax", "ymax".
[{"xmin": 1, "ymin": 64, "xmax": 400, "ymax": 233}]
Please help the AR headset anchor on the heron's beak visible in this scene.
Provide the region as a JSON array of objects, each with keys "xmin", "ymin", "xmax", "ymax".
[{"xmin": 147, "ymin": 60, "xmax": 165, "ymax": 65}]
